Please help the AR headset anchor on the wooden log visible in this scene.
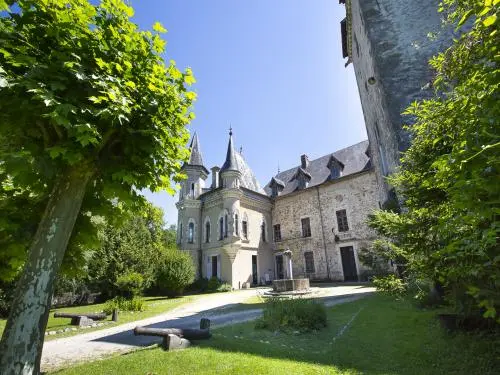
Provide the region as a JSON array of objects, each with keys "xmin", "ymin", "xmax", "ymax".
[
  {"xmin": 200, "ymin": 318, "xmax": 211, "ymax": 330},
  {"xmin": 133, "ymin": 326, "xmax": 211, "ymax": 340},
  {"xmin": 162, "ymin": 334, "xmax": 191, "ymax": 351},
  {"xmin": 54, "ymin": 312, "xmax": 107, "ymax": 320}
]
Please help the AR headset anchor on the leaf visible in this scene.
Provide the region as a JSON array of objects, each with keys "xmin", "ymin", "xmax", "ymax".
[
  {"xmin": 152, "ymin": 22, "xmax": 167, "ymax": 33},
  {"xmin": 483, "ymin": 14, "xmax": 497, "ymax": 26},
  {"xmin": 48, "ymin": 146, "xmax": 66, "ymax": 159},
  {"xmin": 0, "ymin": 0, "xmax": 9, "ymax": 11},
  {"xmin": 125, "ymin": 81, "xmax": 136, "ymax": 89},
  {"xmin": 458, "ymin": 10, "xmax": 473, "ymax": 27}
]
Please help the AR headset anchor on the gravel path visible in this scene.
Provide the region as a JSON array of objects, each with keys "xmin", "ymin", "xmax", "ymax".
[{"xmin": 41, "ymin": 284, "xmax": 374, "ymax": 372}]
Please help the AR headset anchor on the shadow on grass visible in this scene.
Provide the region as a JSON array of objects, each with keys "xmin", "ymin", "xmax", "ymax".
[{"xmin": 92, "ymin": 292, "xmax": 498, "ymax": 375}]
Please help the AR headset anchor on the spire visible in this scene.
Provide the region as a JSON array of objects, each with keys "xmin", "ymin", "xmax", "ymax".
[
  {"xmin": 221, "ymin": 128, "xmax": 239, "ymax": 172},
  {"xmin": 187, "ymin": 132, "xmax": 204, "ymax": 166}
]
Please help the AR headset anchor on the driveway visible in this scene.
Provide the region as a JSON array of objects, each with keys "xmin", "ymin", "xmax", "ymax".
[{"xmin": 41, "ymin": 284, "xmax": 374, "ymax": 371}]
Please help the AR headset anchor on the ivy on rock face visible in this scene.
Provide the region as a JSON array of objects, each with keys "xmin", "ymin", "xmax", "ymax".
[
  {"xmin": 0, "ymin": 1, "xmax": 195, "ymax": 373},
  {"xmin": 369, "ymin": 0, "xmax": 499, "ymax": 320}
]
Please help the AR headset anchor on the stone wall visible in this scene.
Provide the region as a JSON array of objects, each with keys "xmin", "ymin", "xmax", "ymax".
[
  {"xmin": 348, "ymin": 0, "xmax": 457, "ymax": 202},
  {"xmin": 272, "ymin": 170, "xmax": 379, "ymax": 281}
]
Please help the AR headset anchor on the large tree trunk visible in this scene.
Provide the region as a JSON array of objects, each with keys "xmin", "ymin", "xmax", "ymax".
[{"xmin": 0, "ymin": 163, "xmax": 94, "ymax": 375}]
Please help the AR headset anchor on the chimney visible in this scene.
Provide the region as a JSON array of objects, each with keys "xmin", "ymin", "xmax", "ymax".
[
  {"xmin": 211, "ymin": 166, "xmax": 220, "ymax": 189},
  {"xmin": 300, "ymin": 154, "xmax": 309, "ymax": 169}
]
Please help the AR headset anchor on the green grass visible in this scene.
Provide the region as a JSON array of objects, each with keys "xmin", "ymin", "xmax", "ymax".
[
  {"xmin": 0, "ymin": 295, "xmax": 195, "ymax": 341},
  {"xmin": 52, "ymin": 295, "xmax": 500, "ymax": 375}
]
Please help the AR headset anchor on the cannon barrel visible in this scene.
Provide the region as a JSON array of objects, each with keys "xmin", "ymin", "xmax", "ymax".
[
  {"xmin": 133, "ymin": 326, "xmax": 211, "ymax": 340},
  {"xmin": 53, "ymin": 312, "xmax": 107, "ymax": 320}
]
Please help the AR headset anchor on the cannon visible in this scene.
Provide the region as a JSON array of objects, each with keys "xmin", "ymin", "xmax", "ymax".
[
  {"xmin": 53, "ymin": 312, "xmax": 107, "ymax": 326},
  {"xmin": 133, "ymin": 319, "xmax": 211, "ymax": 350}
]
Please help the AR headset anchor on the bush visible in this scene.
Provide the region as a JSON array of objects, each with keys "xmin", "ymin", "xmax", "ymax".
[
  {"xmin": 155, "ymin": 250, "xmax": 195, "ymax": 297},
  {"xmin": 115, "ymin": 272, "xmax": 144, "ymax": 298},
  {"xmin": 190, "ymin": 277, "xmax": 232, "ymax": 293},
  {"xmin": 256, "ymin": 298, "xmax": 327, "ymax": 333},
  {"xmin": 103, "ymin": 296, "xmax": 145, "ymax": 314},
  {"xmin": 373, "ymin": 274, "xmax": 406, "ymax": 297}
]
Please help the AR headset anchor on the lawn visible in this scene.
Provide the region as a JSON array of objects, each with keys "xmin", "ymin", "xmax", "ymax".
[
  {"xmin": 0, "ymin": 295, "xmax": 195, "ymax": 341},
  {"xmin": 52, "ymin": 295, "xmax": 500, "ymax": 375}
]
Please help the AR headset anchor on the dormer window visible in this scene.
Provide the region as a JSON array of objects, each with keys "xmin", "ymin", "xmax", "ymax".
[
  {"xmin": 292, "ymin": 168, "xmax": 311, "ymax": 191},
  {"xmin": 327, "ymin": 156, "xmax": 344, "ymax": 180},
  {"xmin": 269, "ymin": 177, "xmax": 285, "ymax": 198}
]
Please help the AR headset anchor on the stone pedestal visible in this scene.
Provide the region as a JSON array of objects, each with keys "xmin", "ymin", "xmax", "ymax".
[{"xmin": 272, "ymin": 278, "xmax": 310, "ymax": 293}]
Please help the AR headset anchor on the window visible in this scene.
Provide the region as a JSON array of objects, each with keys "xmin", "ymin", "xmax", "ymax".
[
  {"xmin": 205, "ymin": 221, "xmax": 210, "ymax": 243},
  {"xmin": 242, "ymin": 220, "xmax": 248, "ymax": 239},
  {"xmin": 235, "ymin": 214, "xmax": 239, "ymax": 236},
  {"xmin": 261, "ymin": 222, "xmax": 266, "ymax": 242},
  {"xmin": 188, "ymin": 222, "xmax": 194, "ymax": 243},
  {"xmin": 273, "ymin": 224, "xmax": 282, "ymax": 242},
  {"xmin": 304, "ymin": 251, "xmax": 315, "ymax": 273},
  {"xmin": 301, "ymin": 218, "xmax": 311, "ymax": 237},
  {"xmin": 330, "ymin": 165, "xmax": 341, "ymax": 179},
  {"xmin": 224, "ymin": 214, "xmax": 228, "ymax": 237},
  {"xmin": 336, "ymin": 209, "xmax": 349, "ymax": 232},
  {"xmin": 219, "ymin": 217, "xmax": 224, "ymax": 240}
]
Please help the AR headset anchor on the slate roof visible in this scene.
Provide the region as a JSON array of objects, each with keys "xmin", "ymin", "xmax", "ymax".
[
  {"xmin": 263, "ymin": 140, "xmax": 371, "ymax": 197},
  {"xmin": 187, "ymin": 132, "xmax": 204, "ymax": 167},
  {"xmin": 220, "ymin": 130, "xmax": 265, "ymax": 194}
]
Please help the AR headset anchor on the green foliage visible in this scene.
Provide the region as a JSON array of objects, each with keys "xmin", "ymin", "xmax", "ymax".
[
  {"xmin": 115, "ymin": 272, "xmax": 144, "ymax": 299},
  {"xmin": 369, "ymin": 0, "xmax": 500, "ymax": 320},
  {"xmin": 86, "ymin": 203, "xmax": 172, "ymax": 298},
  {"xmin": 190, "ymin": 277, "xmax": 232, "ymax": 293},
  {"xmin": 155, "ymin": 249, "xmax": 195, "ymax": 297},
  {"xmin": 103, "ymin": 296, "xmax": 144, "ymax": 314},
  {"xmin": 256, "ymin": 298, "xmax": 327, "ymax": 333},
  {"xmin": 0, "ymin": 0, "xmax": 195, "ymax": 280},
  {"xmin": 373, "ymin": 275, "xmax": 407, "ymax": 298}
]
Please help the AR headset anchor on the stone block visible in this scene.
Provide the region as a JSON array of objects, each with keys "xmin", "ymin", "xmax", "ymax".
[
  {"xmin": 71, "ymin": 316, "xmax": 94, "ymax": 327},
  {"xmin": 162, "ymin": 334, "xmax": 191, "ymax": 351}
]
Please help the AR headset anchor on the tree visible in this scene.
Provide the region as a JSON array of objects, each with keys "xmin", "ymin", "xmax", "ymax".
[
  {"xmin": 369, "ymin": 0, "xmax": 499, "ymax": 319},
  {"xmin": 0, "ymin": 1, "xmax": 195, "ymax": 373},
  {"xmin": 86, "ymin": 203, "xmax": 168, "ymax": 298}
]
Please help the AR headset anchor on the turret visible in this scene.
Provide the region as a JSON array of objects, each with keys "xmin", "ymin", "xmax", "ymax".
[
  {"xmin": 220, "ymin": 128, "xmax": 242, "ymax": 189},
  {"xmin": 179, "ymin": 132, "xmax": 209, "ymax": 201}
]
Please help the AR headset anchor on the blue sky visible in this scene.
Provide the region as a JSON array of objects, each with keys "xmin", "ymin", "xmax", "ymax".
[{"xmin": 134, "ymin": 1, "xmax": 366, "ymax": 226}]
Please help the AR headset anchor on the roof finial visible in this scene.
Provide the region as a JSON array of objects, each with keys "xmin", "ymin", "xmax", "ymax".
[
  {"xmin": 239, "ymin": 146, "xmax": 243, "ymax": 154},
  {"xmin": 277, "ymin": 161, "xmax": 280, "ymax": 174},
  {"xmin": 229, "ymin": 124, "xmax": 233, "ymax": 136}
]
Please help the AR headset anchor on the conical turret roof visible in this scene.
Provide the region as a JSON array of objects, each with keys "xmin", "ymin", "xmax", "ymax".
[{"xmin": 187, "ymin": 132, "xmax": 204, "ymax": 167}]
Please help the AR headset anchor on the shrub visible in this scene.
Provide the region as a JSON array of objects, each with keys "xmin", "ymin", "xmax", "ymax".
[
  {"xmin": 115, "ymin": 272, "xmax": 144, "ymax": 298},
  {"xmin": 216, "ymin": 282, "xmax": 232, "ymax": 292},
  {"xmin": 256, "ymin": 298, "xmax": 327, "ymax": 333},
  {"xmin": 103, "ymin": 296, "xmax": 145, "ymax": 314},
  {"xmin": 373, "ymin": 274, "xmax": 406, "ymax": 297},
  {"xmin": 155, "ymin": 250, "xmax": 195, "ymax": 297}
]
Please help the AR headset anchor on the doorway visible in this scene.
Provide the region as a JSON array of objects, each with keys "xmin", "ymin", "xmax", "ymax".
[
  {"xmin": 211, "ymin": 255, "xmax": 218, "ymax": 279},
  {"xmin": 275, "ymin": 255, "xmax": 284, "ymax": 280},
  {"xmin": 252, "ymin": 255, "xmax": 258, "ymax": 285},
  {"xmin": 340, "ymin": 246, "xmax": 358, "ymax": 281}
]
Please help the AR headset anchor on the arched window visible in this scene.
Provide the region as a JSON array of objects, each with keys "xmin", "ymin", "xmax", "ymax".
[
  {"xmin": 190, "ymin": 183, "xmax": 195, "ymax": 198},
  {"xmin": 219, "ymin": 217, "xmax": 224, "ymax": 240},
  {"xmin": 188, "ymin": 222, "xmax": 194, "ymax": 243},
  {"xmin": 235, "ymin": 213, "xmax": 239, "ymax": 236},
  {"xmin": 242, "ymin": 213, "xmax": 248, "ymax": 239},
  {"xmin": 205, "ymin": 221, "xmax": 211, "ymax": 243},
  {"xmin": 224, "ymin": 213, "xmax": 228, "ymax": 237}
]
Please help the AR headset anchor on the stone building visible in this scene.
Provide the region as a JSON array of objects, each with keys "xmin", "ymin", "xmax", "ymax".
[
  {"xmin": 176, "ymin": 130, "xmax": 380, "ymax": 288},
  {"xmin": 339, "ymin": 0, "xmax": 458, "ymax": 202}
]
